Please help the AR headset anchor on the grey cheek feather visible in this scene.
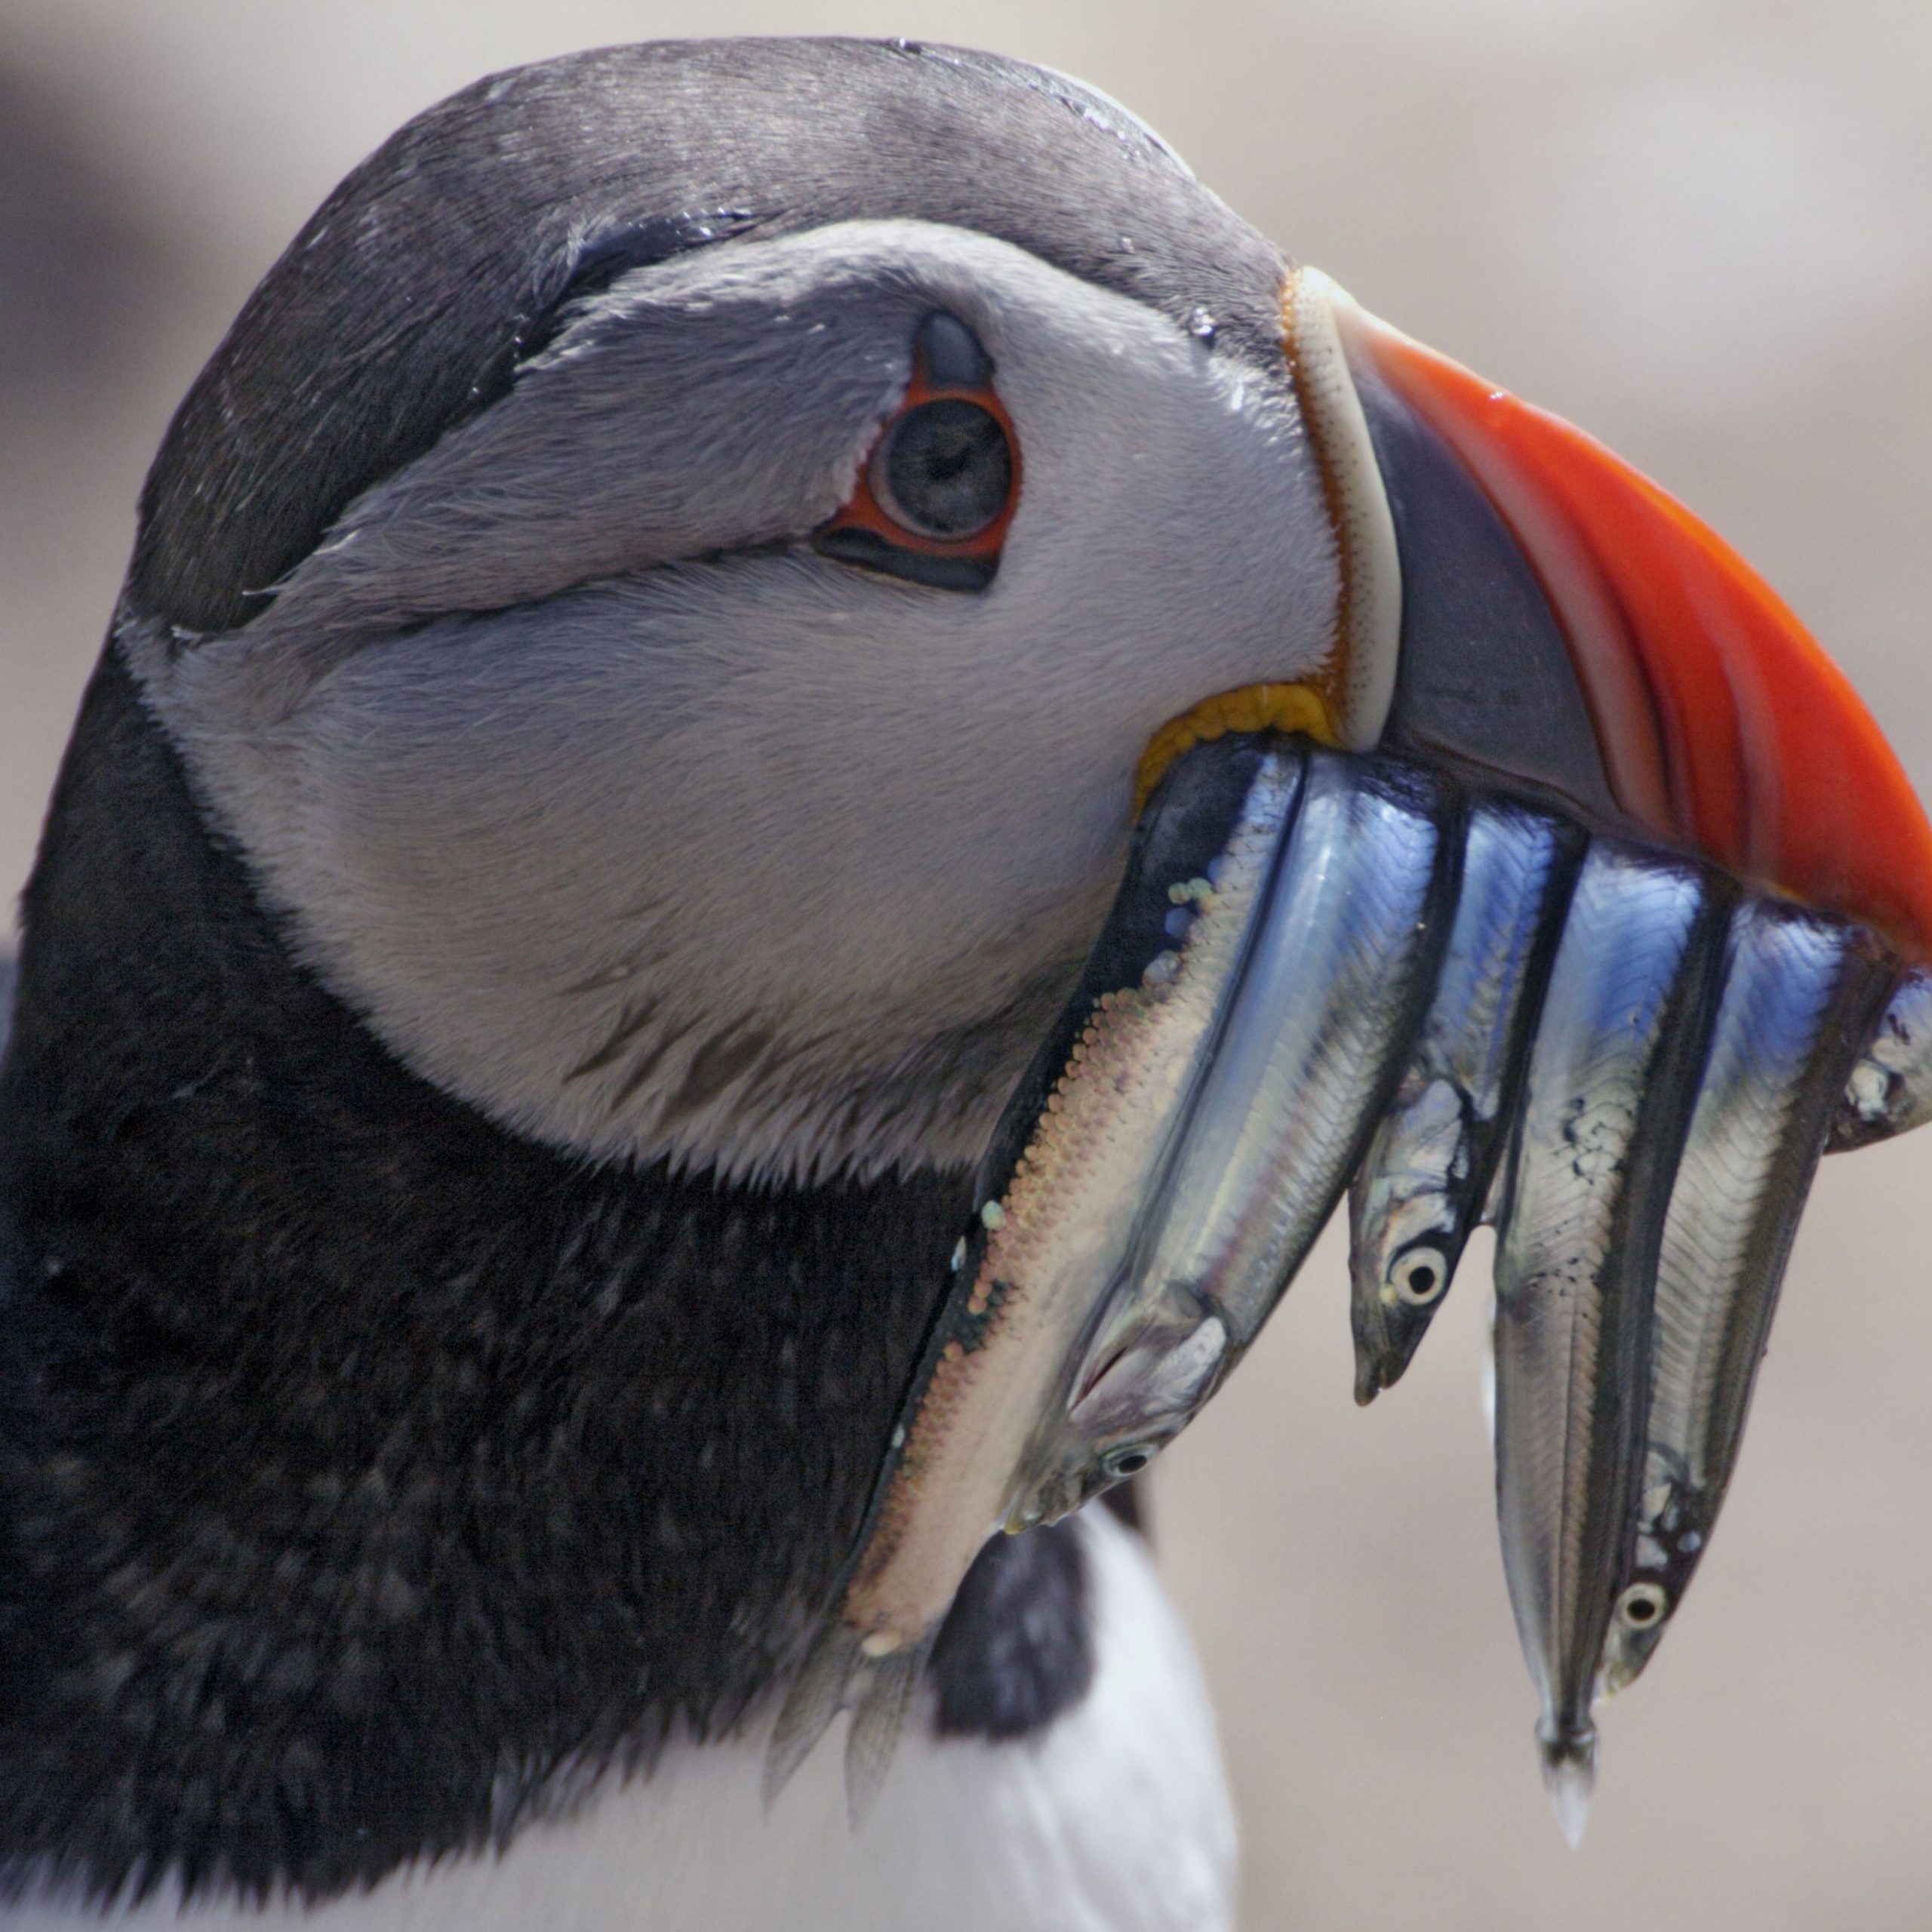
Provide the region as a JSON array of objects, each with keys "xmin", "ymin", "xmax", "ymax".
[
  {"xmin": 130, "ymin": 223, "xmax": 1339, "ymax": 1186},
  {"xmin": 137, "ymin": 561, "xmax": 1141, "ymax": 1186},
  {"xmin": 254, "ymin": 225, "xmax": 957, "ymax": 655}
]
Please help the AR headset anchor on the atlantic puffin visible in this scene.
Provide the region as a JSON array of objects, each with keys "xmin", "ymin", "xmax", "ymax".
[{"xmin": 1, "ymin": 36, "xmax": 1922, "ymax": 1931}]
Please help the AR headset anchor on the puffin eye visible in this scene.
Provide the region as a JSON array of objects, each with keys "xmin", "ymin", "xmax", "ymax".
[
  {"xmin": 812, "ymin": 311, "xmax": 1021, "ymax": 592},
  {"xmin": 872, "ymin": 400, "xmax": 1013, "ymax": 540}
]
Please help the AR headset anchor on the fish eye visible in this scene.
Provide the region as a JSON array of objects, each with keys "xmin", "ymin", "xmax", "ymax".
[
  {"xmin": 1391, "ymin": 1245, "xmax": 1449, "ymax": 1307},
  {"xmin": 872, "ymin": 400, "xmax": 1013, "ymax": 540},
  {"xmin": 1104, "ymin": 1444, "xmax": 1155, "ymax": 1478},
  {"xmin": 1617, "ymin": 1581, "xmax": 1669, "ymax": 1629}
]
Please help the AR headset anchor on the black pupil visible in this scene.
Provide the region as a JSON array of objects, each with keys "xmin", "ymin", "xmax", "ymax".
[
  {"xmin": 1113, "ymin": 1449, "xmax": 1151, "ymax": 1475},
  {"xmin": 1407, "ymin": 1265, "xmax": 1437, "ymax": 1296},
  {"xmin": 877, "ymin": 399, "xmax": 1011, "ymax": 539}
]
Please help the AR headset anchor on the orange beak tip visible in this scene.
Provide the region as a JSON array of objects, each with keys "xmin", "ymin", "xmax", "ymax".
[{"xmin": 1316, "ymin": 271, "xmax": 1932, "ymax": 965}]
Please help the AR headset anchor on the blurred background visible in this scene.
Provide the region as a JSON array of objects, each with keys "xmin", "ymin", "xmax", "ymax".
[{"xmin": 4, "ymin": 1, "xmax": 1930, "ymax": 1924}]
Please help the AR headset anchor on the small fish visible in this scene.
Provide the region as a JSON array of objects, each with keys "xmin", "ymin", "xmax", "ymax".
[
  {"xmin": 1349, "ymin": 801, "xmax": 1580, "ymax": 1403},
  {"xmin": 1005, "ymin": 751, "xmax": 1456, "ymax": 1538},
  {"xmin": 765, "ymin": 736, "xmax": 1303, "ymax": 1817},
  {"xmin": 1491, "ymin": 842, "xmax": 1724, "ymax": 1844},
  {"xmin": 1122, "ymin": 753, "xmax": 1455, "ymax": 1348},
  {"xmin": 1831, "ymin": 961, "xmax": 1932, "ymax": 1150},
  {"xmin": 1008, "ymin": 752, "xmax": 1455, "ymax": 1531},
  {"xmin": 1598, "ymin": 900, "xmax": 1889, "ymax": 1696}
]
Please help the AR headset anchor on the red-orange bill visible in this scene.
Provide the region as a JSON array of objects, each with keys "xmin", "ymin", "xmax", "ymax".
[{"xmin": 1335, "ymin": 294, "xmax": 1932, "ymax": 965}]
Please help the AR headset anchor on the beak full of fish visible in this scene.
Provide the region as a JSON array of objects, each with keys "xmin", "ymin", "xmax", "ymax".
[{"xmin": 768, "ymin": 728, "xmax": 1931, "ymax": 1837}]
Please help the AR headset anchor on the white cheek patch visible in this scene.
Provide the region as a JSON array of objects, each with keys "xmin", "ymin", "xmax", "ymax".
[{"xmin": 133, "ymin": 223, "xmax": 1339, "ymax": 1184}]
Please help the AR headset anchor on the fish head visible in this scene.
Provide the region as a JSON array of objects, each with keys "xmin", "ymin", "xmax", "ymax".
[
  {"xmin": 1004, "ymin": 1282, "xmax": 1230, "ymax": 1532},
  {"xmin": 1597, "ymin": 1577, "xmax": 1674, "ymax": 1699},
  {"xmin": 1348, "ymin": 1075, "xmax": 1467, "ymax": 1397}
]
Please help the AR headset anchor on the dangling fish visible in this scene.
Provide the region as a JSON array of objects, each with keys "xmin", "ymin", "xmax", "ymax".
[
  {"xmin": 1349, "ymin": 801, "xmax": 1580, "ymax": 1403},
  {"xmin": 1832, "ymin": 962, "xmax": 1932, "ymax": 1150},
  {"xmin": 1011, "ymin": 750, "xmax": 1455, "ymax": 1531},
  {"xmin": 767, "ymin": 737, "xmax": 1457, "ymax": 1816},
  {"xmin": 1596, "ymin": 901, "xmax": 1889, "ymax": 1696},
  {"xmin": 1489, "ymin": 841, "xmax": 1727, "ymax": 1844},
  {"xmin": 764, "ymin": 735, "xmax": 1304, "ymax": 1818}
]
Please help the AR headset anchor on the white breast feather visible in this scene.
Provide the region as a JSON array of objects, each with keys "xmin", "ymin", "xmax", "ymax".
[{"xmin": 4, "ymin": 1511, "xmax": 1234, "ymax": 1932}]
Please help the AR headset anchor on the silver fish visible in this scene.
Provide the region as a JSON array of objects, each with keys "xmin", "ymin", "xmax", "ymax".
[
  {"xmin": 1009, "ymin": 752, "xmax": 1454, "ymax": 1529},
  {"xmin": 1598, "ymin": 901, "xmax": 1889, "ymax": 1695},
  {"xmin": 765, "ymin": 737, "xmax": 1303, "ymax": 1817},
  {"xmin": 1491, "ymin": 841, "xmax": 1721, "ymax": 1844},
  {"xmin": 1349, "ymin": 801, "xmax": 1578, "ymax": 1403},
  {"xmin": 1123, "ymin": 754, "xmax": 1452, "ymax": 1343},
  {"xmin": 1004, "ymin": 1269, "xmax": 1230, "ymax": 1534},
  {"xmin": 1832, "ymin": 961, "xmax": 1932, "ymax": 1150}
]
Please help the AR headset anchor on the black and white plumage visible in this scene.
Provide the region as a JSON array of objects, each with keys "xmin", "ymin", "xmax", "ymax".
[
  {"xmin": 0, "ymin": 38, "xmax": 1335, "ymax": 1928},
  {"xmin": 9, "ymin": 25, "xmax": 1920, "ymax": 1923}
]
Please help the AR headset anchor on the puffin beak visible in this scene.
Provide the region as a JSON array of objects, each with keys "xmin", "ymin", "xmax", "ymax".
[
  {"xmin": 1284, "ymin": 268, "xmax": 1932, "ymax": 968},
  {"xmin": 1098, "ymin": 272, "xmax": 1932, "ymax": 1824}
]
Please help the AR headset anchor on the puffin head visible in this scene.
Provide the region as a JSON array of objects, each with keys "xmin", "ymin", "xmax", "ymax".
[
  {"xmin": 9, "ymin": 41, "xmax": 1932, "ymax": 1909},
  {"xmin": 118, "ymin": 35, "xmax": 1932, "ymax": 1194}
]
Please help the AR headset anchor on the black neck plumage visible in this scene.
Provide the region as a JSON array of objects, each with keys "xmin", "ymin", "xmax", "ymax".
[{"xmin": 0, "ymin": 649, "xmax": 1094, "ymax": 1906}]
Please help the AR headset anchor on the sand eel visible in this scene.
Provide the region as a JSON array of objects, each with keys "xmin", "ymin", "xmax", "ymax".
[{"xmin": 5, "ymin": 35, "xmax": 1932, "ymax": 1924}]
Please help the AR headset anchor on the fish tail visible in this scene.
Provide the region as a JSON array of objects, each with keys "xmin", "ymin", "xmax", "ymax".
[
  {"xmin": 763, "ymin": 1620, "xmax": 864, "ymax": 1808},
  {"xmin": 842, "ymin": 1637, "xmax": 931, "ymax": 1826},
  {"xmin": 1537, "ymin": 1717, "xmax": 1597, "ymax": 1848},
  {"xmin": 764, "ymin": 1620, "xmax": 934, "ymax": 1823}
]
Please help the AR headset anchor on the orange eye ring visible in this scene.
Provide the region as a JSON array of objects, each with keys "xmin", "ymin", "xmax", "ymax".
[{"xmin": 814, "ymin": 313, "xmax": 1022, "ymax": 590}]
